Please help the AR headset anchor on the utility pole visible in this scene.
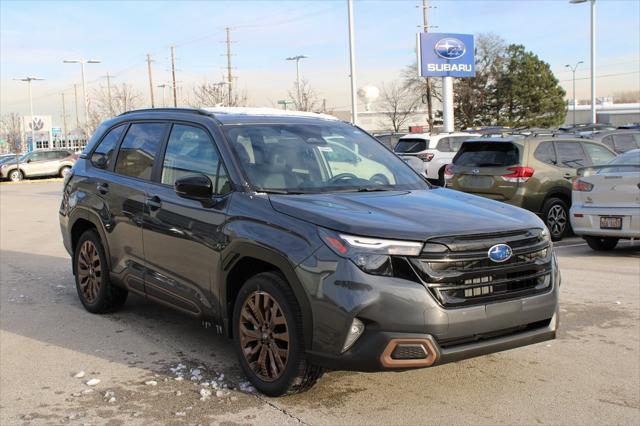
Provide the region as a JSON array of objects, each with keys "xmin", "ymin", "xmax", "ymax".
[
  {"xmin": 157, "ymin": 83, "xmax": 170, "ymax": 107},
  {"xmin": 61, "ymin": 92, "xmax": 68, "ymax": 147},
  {"xmin": 170, "ymin": 46, "xmax": 178, "ymax": 107},
  {"xmin": 146, "ymin": 53, "xmax": 155, "ymax": 108},
  {"xmin": 73, "ymin": 84, "xmax": 80, "ymax": 130},
  {"xmin": 224, "ymin": 27, "xmax": 234, "ymax": 106},
  {"xmin": 347, "ymin": 0, "xmax": 357, "ymax": 125},
  {"xmin": 101, "ymin": 73, "xmax": 115, "ymax": 116},
  {"xmin": 421, "ymin": 0, "xmax": 434, "ymax": 132}
]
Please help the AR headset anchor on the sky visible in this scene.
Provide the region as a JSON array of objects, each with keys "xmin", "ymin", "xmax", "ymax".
[{"xmin": 1, "ymin": 0, "xmax": 639, "ymax": 123}]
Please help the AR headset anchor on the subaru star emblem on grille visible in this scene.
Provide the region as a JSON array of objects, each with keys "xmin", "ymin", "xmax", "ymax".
[
  {"xmin": 471, "ymin": 168, "xmax": 480, "ymax": 174},
  {"xmin": 488, "ymin": 244, "xmax": 512, "ymax": 263},
  {"xmin": 434, "ymin": 38, "xmax": 466, "ymax": 59}
]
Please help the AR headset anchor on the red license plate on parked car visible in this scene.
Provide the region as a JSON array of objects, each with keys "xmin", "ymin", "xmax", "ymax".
[{"xmin": 600, "ymin": 216, "xmax": 622, "ymax": 230}]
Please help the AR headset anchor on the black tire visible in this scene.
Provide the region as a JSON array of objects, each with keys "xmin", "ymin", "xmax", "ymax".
[
  {"xmin": 59, "ymin": 166, "xmax": 72, "ymax": 178},
  {"xmin": 542, "ymin": 197, "xmax": 570, "ymax": 241},
  {"xmin": 8, "ymin": 169, "xmax": 23, "ymax": 182},
  {"xmin": 74, "ymin": 229, "xmax": 127, "ymax": 313},
  {"xmin": 584, "ymin": 236, "xmax": 619, "ymax": 251},
  {"xmin": 232, "ymin": 272, "xmax": 324, "ymax": 396}
]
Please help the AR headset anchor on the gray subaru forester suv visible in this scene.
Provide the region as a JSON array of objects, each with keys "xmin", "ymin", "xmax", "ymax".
[{"xmin": 59, "ymin": 108, "xmax": 560, "ymax": 396}]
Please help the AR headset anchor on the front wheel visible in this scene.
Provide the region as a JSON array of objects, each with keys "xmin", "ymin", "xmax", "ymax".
[
  {"xmin": 60, "ymin": 166, "xmax": 72, "ymax": 178},
  {"xmin": 232, "ymin": 272, "xmax": 323, "ymax": 396},
  {"xmin": 542, "ymin": 197, "xmax": 570, "ymax": 241},
  {"xmin": 584, "ymin": 236, "xmax": 619, "ymax": 251}
]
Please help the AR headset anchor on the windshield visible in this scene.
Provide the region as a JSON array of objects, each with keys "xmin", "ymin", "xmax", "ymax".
[
  {"xmin": 394, "ymin": 138, "xmax": 428, "ymax": 153},
  {"xmin": 223, "ymin": 123, "xmax": 427, "ymax": 193}
]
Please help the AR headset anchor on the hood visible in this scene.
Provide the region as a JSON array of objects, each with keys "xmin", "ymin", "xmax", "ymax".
[{"xmin": 269, "ymin": 188, "xmax": 544, "ymax": 241}]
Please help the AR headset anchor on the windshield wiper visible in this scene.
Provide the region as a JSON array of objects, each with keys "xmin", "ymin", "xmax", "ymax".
[{"xmin": 330, "ymin": 187, "xmax": 392, "ymax": 193}]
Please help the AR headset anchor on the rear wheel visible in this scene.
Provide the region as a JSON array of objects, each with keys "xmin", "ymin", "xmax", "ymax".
[
  {"xmin": 233, "ymin": 272, "xmax": 323, "ymax": 396},
  {"xmin": 542, "ymin": 198, "xmax": 569, "ymax": 241},
  {"xmin": 8, "ymin": 169, "xmax": 23, "ymax": 182},
  {"xmin": 74, "ymin": 230, "xmax": 127, "ymax": 313},
  {"xmin": 584, "ymin": 236, "xmax": 619, "ymax": 251}
]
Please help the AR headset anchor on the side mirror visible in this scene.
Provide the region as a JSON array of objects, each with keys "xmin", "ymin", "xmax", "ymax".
[{"xmin": 174, "ymin": 174, "xmax": 213, "ymax": 200}]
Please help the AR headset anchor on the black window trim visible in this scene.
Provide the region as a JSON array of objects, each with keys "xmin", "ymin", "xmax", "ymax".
[{"xmin": 151, "ymin": 120, "xmax": 234, "ymax": 196}]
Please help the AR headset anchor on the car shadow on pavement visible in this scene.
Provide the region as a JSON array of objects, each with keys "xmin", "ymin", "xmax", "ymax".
[{"xmin": 0, "ymin": 249, "xmax": 243, "ymax": 382}]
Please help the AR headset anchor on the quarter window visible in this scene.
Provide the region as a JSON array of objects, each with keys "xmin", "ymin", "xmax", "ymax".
[
  {"xmin": 435, "ymin": 138, "xmax": 451, "ymax": 152},
  {"xmin": 114, "ymin": 123, "xmax": 165, "ymax": 180},
  {"xmin": 582, "ymin": 142, "xmax": 615, "ymax": 165},
  {"xmin": 161, "ymin": 125, "xmax": 224, "ymax": 190},
  {"xmin": 533, "ymin": 142, "xmax": 557, "ymax": 165},
  {"xmin": 612, "ymin": 134, "xmax": 638, "ymax": 153},
  {"xmin": 555, "ymin": 142, "xmax": 588, "ymax": 168},
  {"xmin": 92, "ymin": 125, "xmax": 126, "ymax": 170},
  {"xmin": 600, "ymin": 135, "xmax": 615, "ymax": 152}
]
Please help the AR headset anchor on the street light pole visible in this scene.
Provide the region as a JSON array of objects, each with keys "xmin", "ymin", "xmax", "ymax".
[
  {"xmin": 347, "ymin": 0, "xmax": 357, "ymax": 125},
  {"xmin": 565, "ymin": 61, "xmax": 583, "ymax": 126},
  {"xmin": 63, "ymin": 58, "xmax": 101, "ymax": 132},
  {"xmin": 13, "ymin": 76, "xmax": 44, "ymax": 152},
  {"xmin": 570, "ymin": 0, "xmax": 596, "ymax": 124},
  {"xmin": 157, "ymin": 84, "xmax": 170, "ymax": 108},
  {"xmin": 285, "ymin": 55, "xmax": 308, "ymax": 108}
]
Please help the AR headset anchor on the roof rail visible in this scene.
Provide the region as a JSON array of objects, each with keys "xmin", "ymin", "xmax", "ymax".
[{"xmin": 119, "ymin": 108, "xmax": 211, "ymax": 116}]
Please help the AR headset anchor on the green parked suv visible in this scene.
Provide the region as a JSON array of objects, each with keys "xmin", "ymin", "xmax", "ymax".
[{"xmin": 446, "ymin": 136, "xmax": 616, "ymax": 240}]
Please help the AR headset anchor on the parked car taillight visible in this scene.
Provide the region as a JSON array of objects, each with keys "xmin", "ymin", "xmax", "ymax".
[
  {"xmin": 572, "ymin": 179, "xmax": 594, "ymax": 192},
  {"xmin": 417, "ymin": 152, "xmax": 434, "ymax": 162},
  {"xmin": 444, "ymin": 164, "xmax": 454, "ymax": 178},
  {"xmin": 501, "ymin": 166, "xmax": 534, "ymax": 183}
]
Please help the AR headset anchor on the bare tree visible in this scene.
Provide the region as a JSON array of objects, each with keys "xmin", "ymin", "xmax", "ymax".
[
  {"xmin": 402, "ymin": 62, "xmax": 442, "ymax": 131},
  {"xmin": 287, "ymin": 80, "xmax": 321, "ymax": 112},
  {"xmin": 0, "ymin": 112, "xmax": 24, "ymax": 153},
  {"xmin": 613, "ymin": 90, "xmax": 640, "ymax": 103},
  {"xmin": 188, "ymin": 81, "xmax": 248, "ymax": 107},
  {"xmin": 88, "ymin": 83, "xmax": 143, "ymax": 133},
  {"xmin": 378, "ymin": 81, "xmax": 422, "ymax": 132}
]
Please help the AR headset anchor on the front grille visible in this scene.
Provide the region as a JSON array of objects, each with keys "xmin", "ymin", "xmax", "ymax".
[{"xmin": 411, "ymin": 229, "xmax": 553, "ymax": 308}]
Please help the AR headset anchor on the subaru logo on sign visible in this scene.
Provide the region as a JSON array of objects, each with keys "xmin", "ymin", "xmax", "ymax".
[
  {"xmin": 434, "ymin": 38, "xmax": 466, "ymax": 59},
  {"xmin": 488, "ymin": 244, "xmax": 512, "ymax": 263}
]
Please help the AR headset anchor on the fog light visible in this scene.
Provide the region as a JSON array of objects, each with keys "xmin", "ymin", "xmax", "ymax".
[{"xmin": 342, "ymin": 318, "xmax": 365, "ymax": 352}]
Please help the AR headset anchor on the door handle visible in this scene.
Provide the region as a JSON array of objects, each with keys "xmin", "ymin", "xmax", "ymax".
[
  {"xmin": 96, "ymin": 182, "xmax": 109, "ymax": 194},
  {"xmin": 145, "ymin": 196, "xmax": 162, "ymax": 211}
]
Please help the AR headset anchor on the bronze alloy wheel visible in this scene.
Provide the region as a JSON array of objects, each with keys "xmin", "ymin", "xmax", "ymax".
[
  {"xmin": 239, "ymin": 291, "xmax": 290, "ymax": 382},
  {"xmin": 77, "ymin": 240, "xmax": 102, "ymax": 303}
]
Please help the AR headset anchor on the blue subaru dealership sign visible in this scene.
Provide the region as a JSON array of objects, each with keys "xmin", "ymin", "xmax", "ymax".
[{"xmin": 419, "ymin": 33, "xmax": 475, "ymax": 78}]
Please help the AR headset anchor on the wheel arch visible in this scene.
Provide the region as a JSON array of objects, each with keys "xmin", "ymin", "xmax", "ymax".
[
  {"xmin": 222, "ymin": 243, "xmax": 313, "ymax": 349},
  {"xmin": 69, "ymin": 209, "xmax": 112, "ymax": 275}
]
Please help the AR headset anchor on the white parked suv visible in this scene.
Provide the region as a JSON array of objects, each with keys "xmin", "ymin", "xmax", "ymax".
[{"xmin": 393, "ymin": 132, "xmax": 479, "ymax": 185}]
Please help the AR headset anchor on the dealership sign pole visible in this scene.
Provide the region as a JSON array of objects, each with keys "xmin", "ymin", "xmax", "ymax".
[{"xmin": 418, "ymin": 33, "xmax": 475, "ymax": 132}]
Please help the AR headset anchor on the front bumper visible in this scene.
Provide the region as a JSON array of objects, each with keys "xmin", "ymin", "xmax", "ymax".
[
  {"xmin": 570, "ymin": 205, "xmax": 640, "ymax": 238},
  {"xmin": 297, "ymin": 245, "xmax": 559, "ymax": 372}
]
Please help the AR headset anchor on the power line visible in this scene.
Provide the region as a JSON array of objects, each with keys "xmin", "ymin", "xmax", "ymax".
[{"xmin": 557, "ymin": 70, "xmax": 639, "ymax": 82}]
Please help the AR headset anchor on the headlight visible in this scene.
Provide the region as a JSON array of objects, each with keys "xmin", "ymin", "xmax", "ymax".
[
  {"xmin": 319, "ymin": 229, "xmax": 423, "ymax": 276},
  {"xmin": 540, "ymin": 227, "xmax": 551, "ymax": 243}
]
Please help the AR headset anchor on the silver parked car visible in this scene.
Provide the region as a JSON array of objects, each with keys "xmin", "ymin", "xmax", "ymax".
[{"xmin": 0, "ymin": 149, "xmax": 77, "ymax": 182}]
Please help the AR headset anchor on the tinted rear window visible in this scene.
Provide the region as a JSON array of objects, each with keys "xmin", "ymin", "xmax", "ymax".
[
  {"xmin": 394, "ymin": 139, "xmax": 427, "ymax": 153},
  {"xmin": 454, "ymin": 142, "xmax": 520, "ymax": 167},
  {"xmin": 612, "ymin": 134, "xmax": 639, "ymax": 153}
]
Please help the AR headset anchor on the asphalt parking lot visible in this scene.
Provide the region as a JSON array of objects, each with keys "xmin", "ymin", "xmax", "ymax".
[{"xmin": 1, "ymin": 181, "xmax": 639, "ymax": 425}]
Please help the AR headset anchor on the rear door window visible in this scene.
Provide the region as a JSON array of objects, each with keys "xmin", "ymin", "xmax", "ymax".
[
  {"xmin": 612, "ymin": 134, "xmax": 638, "ymax": 153},
  {"xmin": 454, "ymin": 142, "xmax": 520, "ymax": 167},
  {"xmin": 394, "ymin": 139, "xmax": 427, "ymax": 153},
  {"xmin": 582, "ymin": 142, "xmax": 616, "ymax": 165},
  {"xmin": 555, "ymin": 142, "xmax": 588, "ymax": 168},
  {"xmin": 115, "ymin": 123, "xmax": 166, "ymax": 180},
  {"xmin": 534, "ymin": 141, "xmax": 557, "ymax": 165}
]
